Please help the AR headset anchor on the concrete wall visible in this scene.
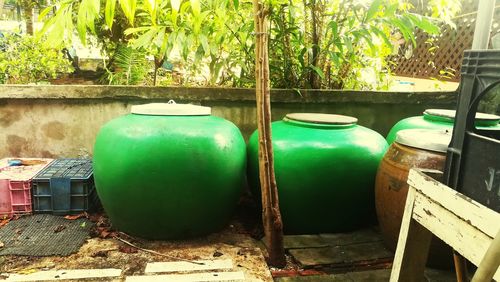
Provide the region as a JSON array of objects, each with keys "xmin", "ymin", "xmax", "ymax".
[{"xmin": 0, "ymin": 85, "xmax": 457, "ymax": 158}]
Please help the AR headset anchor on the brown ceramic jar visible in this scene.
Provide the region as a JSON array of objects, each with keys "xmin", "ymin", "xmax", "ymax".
[{"xmin": 375, "ymin": 129, "xmax": 453, "ymax": 268}]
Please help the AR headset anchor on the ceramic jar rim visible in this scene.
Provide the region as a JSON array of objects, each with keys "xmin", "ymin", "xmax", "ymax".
[
  {"xmin": 131, "ymin": 101, "xmax": 211, "ymax": 116},
  {"xmin": 395, "ymin": 129, "xmax": 451, "ymax": 153},
  {"xmin": 283, "ymin": 113, "xmax": 357, "ymax": 129},
  {"xmin": 423, "ymin": 109, "xmax": 500, "ymax": 127}
]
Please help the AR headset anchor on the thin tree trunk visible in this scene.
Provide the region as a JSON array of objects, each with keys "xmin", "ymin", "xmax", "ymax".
[
  {"xmin": 153, "ymin": 65, "xmax": 158, "ymax": 86},
  {"xmin": 302, "ymin": 0, "xmax": 309, "ymax": 87},
  {"xmin": 0, "ymin": 0, "xmax": 5, "ymax": 16},
  {"xmin": 281, "ymin": 6, "xmax": 296, "ymax": 86},
  {"xmin": 24, "ymin": 6, "xmax": 34, "ymax": 35},
  {"xmin": 309, "ymin": 0, "xmax": 323, "ymax": 89},
  {"xmin": 252, "ymin": 0, "xmax": 286, "ymax": 268},
  {"xmin": 153, "ymin": 56, "xmax": 163, "ymax": 86}
]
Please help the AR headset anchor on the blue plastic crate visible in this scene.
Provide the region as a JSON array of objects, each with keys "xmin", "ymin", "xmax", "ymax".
[{"xmin": 32, "ymin": 159, "xmax": 99, "ymax": 215}]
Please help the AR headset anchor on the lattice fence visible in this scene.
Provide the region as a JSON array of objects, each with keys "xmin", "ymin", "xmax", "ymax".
[{"xmin": 390, "ymin": 0, "xmax": 500, "ymax": 82}]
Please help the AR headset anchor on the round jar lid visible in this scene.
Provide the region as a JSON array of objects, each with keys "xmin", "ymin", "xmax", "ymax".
[
  {"xmin": 424, "ymin": 109, "xmax": 500, "ymax": 123},
  {"xmin": 285, "ymin": 113, "xmax": 358, "ymax": 125},
  {"xmin": 131, "ymin": 101, "xmax": 211, "ymax": 116},
  {"xmin": 395, "ymin": 129, "xmax": 452, "ymax": 153}
]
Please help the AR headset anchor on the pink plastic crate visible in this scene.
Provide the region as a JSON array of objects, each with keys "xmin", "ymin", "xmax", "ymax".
[
  {"xmin": 0, "ymin": 180, "xmax": 32, "ymax": 215},
  {"xmin": 0, "ymin": 158, "xmax": 53, "ymax": 216}
]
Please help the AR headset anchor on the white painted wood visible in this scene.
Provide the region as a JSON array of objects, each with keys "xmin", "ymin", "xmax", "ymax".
[
  {"xmin": 472, "ymin": 230, "xmax": 500, "ymax": 282},
  {"xmin": 144, "ymin": 259, "xmax": 233, "ymax": 274},
  {"xmin": 408, "ymin": 169, "xmax": 500, "ymax": 238},
  {"xmin": 392, "ymin": 169, "xmax": 500, "ymax": 281},
  {"xmin": 4, "ymin": 268, "xmax": 122, "ymax": 281},
  {"xmin": 390, "ymin": 186, "xmax": 432, "ymax": 282},
  {"xmin": 390, "ymin": 187, "xmax": 417, "ymax": 282},
  {"xmin": 404, "ymin": 169, "xmax": 500, "ymax": 281},
  {"xmin": 125, "ymin": 271, "xmax": 245, "ymax": 282},
  {"xmin": 412, "ymin": 192, "xmax": 490, "ymax": 265}
]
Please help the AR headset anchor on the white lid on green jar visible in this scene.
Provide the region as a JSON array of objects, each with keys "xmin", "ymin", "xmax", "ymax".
[
  {"xmin": 395, "ymin": 129, "xmax": 452, "ymax": 153},
  {"xmin": 285, "ymin": 113, "xmax": 357, "ymax": 125},
  {"xmin": 424, "ymin": 109, "xmax": 500, "ymax": 123},
  {"xmin": 131, "ymin": 100, "xmax": 211, "ymax": 116}
]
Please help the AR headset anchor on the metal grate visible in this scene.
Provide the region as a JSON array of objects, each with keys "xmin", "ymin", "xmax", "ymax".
[
  {"xmin": 34, "ymin": 159, "xmax": 93, "ymax": 181},
  {"xmin": 0, "ymin": 214, "xmax": 93, "ymax": 256}
]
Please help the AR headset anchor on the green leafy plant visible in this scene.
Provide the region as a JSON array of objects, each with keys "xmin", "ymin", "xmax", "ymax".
[
  {"xmin": 38, "ymin": 0, "xmax": 461, "ymax": 89},
  {"xmin": 0, "ymin": 34, "xmax": 73, "ymax": 84},
  {"xmin": 266, "ymin": 0, "xmax": 457, "ymax": 89},
  {"xmin": 100, "ymin": 43, "xmax": 149, "ymax": 85}
]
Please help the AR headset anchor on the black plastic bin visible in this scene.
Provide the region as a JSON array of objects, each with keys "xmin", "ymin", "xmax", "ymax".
[
  {"xmin": 32, "ymin": 158, "xmax": 100, "ymax": 215},
  {"xmin": 444, "ymin": 50, "xmax": 500, "ymax": 212}
]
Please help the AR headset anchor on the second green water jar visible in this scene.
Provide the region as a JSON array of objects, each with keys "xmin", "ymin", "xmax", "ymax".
[
  {"xmin": 248, "ymin": 113, "xmax": 388, "ymax": 234},
  {"xmin": 93, "ymin": 102, "xmax": 246, "ymax": 239},
  {"xmin": 386, "ymin": 109, "xmax": 500, "ymax": 144}
]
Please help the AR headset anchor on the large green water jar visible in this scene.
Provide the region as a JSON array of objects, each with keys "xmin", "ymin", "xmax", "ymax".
[
  {"xmin": 248, "ymin": 113, "xmax": 388, "ymax": 234},
  {"xmin": 386, "ymin": 109, "xmax": 500, "ymax": 144},
  {"xmin": 93, "ymin": 102, "xmax": 246, "ymax": 239}
]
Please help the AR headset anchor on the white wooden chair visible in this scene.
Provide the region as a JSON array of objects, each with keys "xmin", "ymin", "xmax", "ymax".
[{"xmin": 390, "ymin": 169, "xmax": 500, "ymax": 282}]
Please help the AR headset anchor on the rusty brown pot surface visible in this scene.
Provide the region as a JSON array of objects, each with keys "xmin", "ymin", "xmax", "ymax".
[{"xmin": 375, "ymin": 142, "xmax": 453, "ymax": 268}]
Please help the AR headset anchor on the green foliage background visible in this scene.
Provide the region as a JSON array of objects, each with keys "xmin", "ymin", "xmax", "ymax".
[
  {"xmin": 35, "ymin": 0, "xmax": 460, "ymax": 89},
  {"xmin": 0, "ymin": 35, "xmax": 74, "ymax": 84}
]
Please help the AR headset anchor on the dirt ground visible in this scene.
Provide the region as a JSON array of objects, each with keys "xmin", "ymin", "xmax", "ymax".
[
  {"xmin": 0, "ymin": 197, "xmax": 278, "ymax": 281},
  {"xmin": 0, "ymin": 224, "xmax": 276, "ymax": 281}
]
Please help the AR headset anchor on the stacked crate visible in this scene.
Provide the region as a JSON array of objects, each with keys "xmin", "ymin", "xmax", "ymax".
[
  {"xmin": 32, "ymin": 159, "xmax": 98, "ymax": 215},
  {"xmin": 0, "ymin": 158, "xmax": 53, "ymax": 216},
  {"xmin": 444, "ymin": 50, "xmax": 500, "ymax": 213}
]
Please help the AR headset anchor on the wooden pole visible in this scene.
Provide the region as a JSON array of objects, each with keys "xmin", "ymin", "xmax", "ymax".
[
  {"xmin": 471, "ymin": 230, "xmax": 500, "ymax": 282},
  {"xmin": 0, "ymin": 0, "xmax": 5, "ymax": 16},
  {"xmin": 471, "ymin": 0, "xmax": 495, "ymax": 49},
  {"xmin": 453, "ymin": 252, "xmax": 469, "ymax": 282},
  {"xmin": 252, "ymin": 0, "xmax": 286, "ymax": 268}
]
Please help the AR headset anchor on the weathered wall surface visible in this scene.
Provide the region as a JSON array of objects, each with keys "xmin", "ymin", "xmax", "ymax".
[{"xmin": 0, "ymin": 85, "xmax": 457, "ymax": 158}]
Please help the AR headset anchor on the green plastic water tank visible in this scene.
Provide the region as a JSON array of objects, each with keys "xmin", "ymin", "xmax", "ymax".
[
  {"xmin": 386, "ymin": 109, "xmax": 500, "ymax": 144},
  {"xmin": 93, "ymin": 102, "xmax": 246, "ymax": 239},
  {"xmin": 247, "ymin": 113, "xmax": 388, "ymax": 234}
]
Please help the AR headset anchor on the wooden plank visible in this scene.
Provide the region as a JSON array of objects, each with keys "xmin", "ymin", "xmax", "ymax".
[
  {"xmin": 289, "ymin": 247, "xmax": 344, "ymax": 266},
  {"xmin": 290, "ymin": 242, "xmax": 392, "ymax": 267},
  {"xmin": 125, "ymin": 271, "xmax": 245, "ymax": 282},
  {"xmin": 424, "ymin": 268, "xmax": 457, "ymax": 282},
  {"xmin": 144, "ymin": 259, "xmax": 233, "ymax": 274},
  {"xmin": 279, "ymin": 229, "xmax": 383, "ymax": 250},
  {"xmin": 274, "ymin": 269, "xmax": 392, "ymax": 281},
  {"xmin": 283, "ymin": 235, "xmax": 328, "ymax": 249},
  {"xmin": 274, "ymin": 268, "xmax": 453, "ymax": 282},
  {"xmin": 390, "ymin": 187, "xmax": 432, "ymax": 282},
  {"xmin": 346, "ymin": 269, "xmax": 391, "ymax": 281},
  {"xmin": 408, "ymin": 169, "xmax": 500, "ymax": 238},
  {"xmin": 411, "ymin": 192, "xmax": 500, "ymax": 281},
  {"xmin": 341, "ymin": 241, "xmax": 392, "ymax": 263},
  {"xmin": 4, "ymin": 268, "xmax": 122, "ymax": 281},
  {"xmin": 319, "ymin": 228, "xmax": 383, "ymax": 246},
  {"xmin": 273, "ymin": 274, "xmax": 349, "ymax": 282}
]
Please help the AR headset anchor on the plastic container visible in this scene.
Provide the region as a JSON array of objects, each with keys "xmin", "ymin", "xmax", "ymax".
[
  {"xmin": 444, "ymin": 50, "xmax": 500, "ymax": 212},
  {"xmin": 93, "ymin": 102, "xmax": 246, "ymax": 239},
  {"xmin": 0, "ymin": 158, "xmax": 53, "ymax": 216},
  {"xmin": 32, "ymin": 158, "xmax": 97, "ymax": 215},
  {"xmin": 247, "ymin": 113, "xmax": 388, "ymax": 234},
  {"xmin": 386, "ymin": 108, "xmax": 500, "ymax": 144}
]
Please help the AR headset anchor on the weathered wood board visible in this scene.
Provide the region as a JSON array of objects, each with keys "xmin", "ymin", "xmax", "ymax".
[
  {"xmin": 289, "ymin": 241, "xmax": 392, "ymax": 267},
  {"xmin": 391, "ymin": 169, "xmax": 500, "ymax": 282}
]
